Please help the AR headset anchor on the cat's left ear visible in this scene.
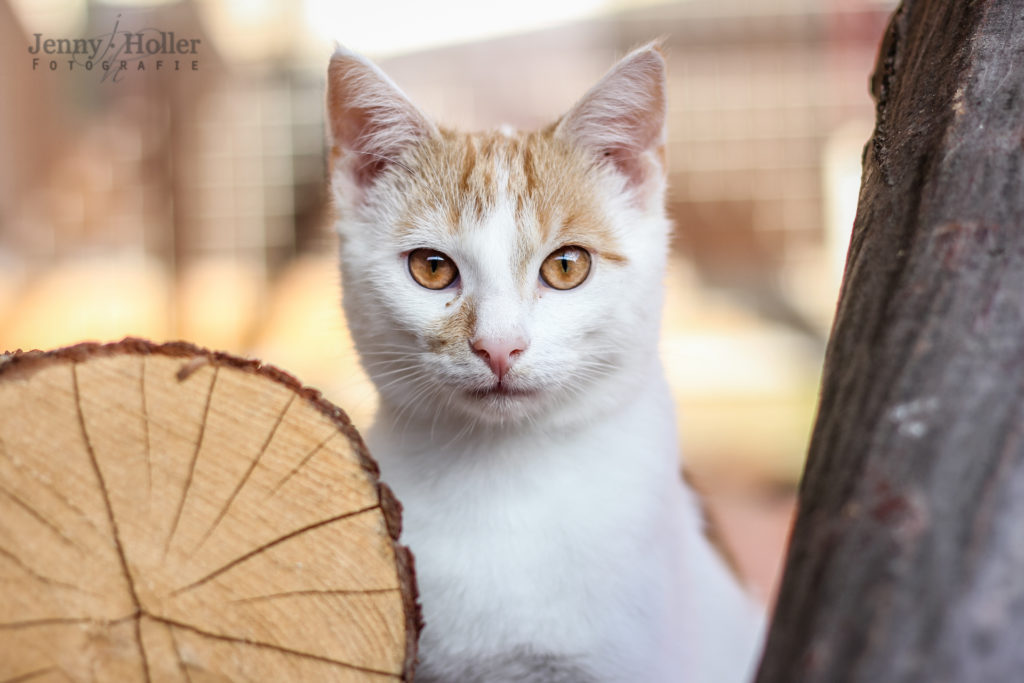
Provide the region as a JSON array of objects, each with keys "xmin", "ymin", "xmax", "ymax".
[
  {"xmin": 326, "ymin": 46, "xmax": 437, "ymax": 199},
  {"xmin": 555, "ymin": 43, "xmax": 667, "ymax": 201}
]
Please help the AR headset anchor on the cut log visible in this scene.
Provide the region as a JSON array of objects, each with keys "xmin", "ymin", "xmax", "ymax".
[
  {"xmin": 0, "ymin": 339, "xmax": 419, "ymax": 682},
  {"xmin": 756, "ymin": 2, "xmax": 1024, "ymax": 682}
]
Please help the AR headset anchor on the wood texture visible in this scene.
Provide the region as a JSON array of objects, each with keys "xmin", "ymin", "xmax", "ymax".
[
  {"xmin": 756, "ymin": 2, "xmax": 1024, "ymax": 681},
  {"xmin": 0, "ymin": 339, "xmax": 419, "ymax": 682}
]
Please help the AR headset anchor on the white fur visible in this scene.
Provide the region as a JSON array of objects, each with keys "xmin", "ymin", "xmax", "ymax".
[{"xmin": 328, "ymin": 45, "xmax": 765, "ymax": 682}]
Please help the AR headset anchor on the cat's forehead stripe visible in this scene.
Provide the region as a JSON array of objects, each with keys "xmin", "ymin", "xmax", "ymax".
[{"xmin": 405, "ymin": 128, "xmax": 628, "ymax": 265}]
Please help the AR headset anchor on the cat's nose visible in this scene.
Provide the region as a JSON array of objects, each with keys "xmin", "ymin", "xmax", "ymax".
[{"xmin": 471, "ymin": 336, "xmax": 528, "ymax": 381}]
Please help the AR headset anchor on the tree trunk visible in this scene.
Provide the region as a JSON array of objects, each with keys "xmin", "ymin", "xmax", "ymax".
[
  {"xmin": 755, "ymin": 2, "xmax": 1024, "ymax": 681},
  {"xmin": 0, "ymin": 339, "xmax": 419, "ymax": 682}
]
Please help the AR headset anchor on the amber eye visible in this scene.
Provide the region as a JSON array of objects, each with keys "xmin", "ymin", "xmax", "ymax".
[
  {"xmin": 540, "ymin": 246, "xmax": 591, "ymax": 290},
  {"xmin": 408, "ymin": 249, "xmax": 459, "ymax": 289}
]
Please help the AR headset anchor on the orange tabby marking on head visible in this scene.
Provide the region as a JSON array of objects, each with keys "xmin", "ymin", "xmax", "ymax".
[{"xmin": 396, "ymin": 129, "xmax": 628, "ymax": 286}]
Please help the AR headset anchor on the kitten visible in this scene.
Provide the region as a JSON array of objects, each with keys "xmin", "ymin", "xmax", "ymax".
[{"xmin": 326, "ymin": 44, "xmax": 765, "ymax": 682}]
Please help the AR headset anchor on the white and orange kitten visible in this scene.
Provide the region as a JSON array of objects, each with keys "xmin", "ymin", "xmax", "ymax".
[{"xmin": 326, "ymin": 44, "xmax": 764, "ymax": 682}]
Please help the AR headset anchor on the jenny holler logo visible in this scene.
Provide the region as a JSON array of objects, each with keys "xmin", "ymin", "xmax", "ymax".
[{"xmin": 28, "ymin": 15, "xmax": 201, "ymax": 83}]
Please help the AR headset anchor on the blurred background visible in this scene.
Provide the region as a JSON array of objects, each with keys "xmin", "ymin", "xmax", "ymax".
[{"xmin": 1, "ymin": 0, "xmax": 896, "ymax": 601}]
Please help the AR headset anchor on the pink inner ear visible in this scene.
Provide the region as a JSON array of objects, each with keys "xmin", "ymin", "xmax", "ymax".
[
  {"xmin": 326, "ymin": 51, "xmax": 434, "ymax": 190},
  {"xmin": 603, "ymin": 145, "xmax": 661, "ymax": 189},
  {"xmin": 556, "ymin": 46, "xmax": 668, "ymax": 191}
]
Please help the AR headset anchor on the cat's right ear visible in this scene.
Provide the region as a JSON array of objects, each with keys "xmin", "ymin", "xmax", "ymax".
[{"xmin": 326, "ymin": 47, "xmax": 436, "ymax": 199}]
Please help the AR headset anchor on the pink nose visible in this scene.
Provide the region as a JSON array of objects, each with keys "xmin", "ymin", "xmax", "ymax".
[{"xmin": 471, "ymin": 336, "xmax": 528, "ymax": 381}]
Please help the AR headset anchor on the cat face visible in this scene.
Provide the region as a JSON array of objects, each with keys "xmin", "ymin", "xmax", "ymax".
[{"xmin": 327, "ymin": 45, "xmax": 671, "ymax": 427}]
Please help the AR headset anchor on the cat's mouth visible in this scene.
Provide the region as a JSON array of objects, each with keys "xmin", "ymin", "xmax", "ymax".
[{"xmin": 467, "ymin": 382, "xmax": 537, "ymax": 400}]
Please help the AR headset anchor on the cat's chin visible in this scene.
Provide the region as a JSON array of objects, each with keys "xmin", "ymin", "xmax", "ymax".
[{"xmin": 467, "ymin": 384, "xmax": 538, "ymax": 400}]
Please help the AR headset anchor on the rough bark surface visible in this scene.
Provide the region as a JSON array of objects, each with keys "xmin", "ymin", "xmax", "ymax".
[
  {"xmin": 755, "ymin": 2, "xmax": 1024, "ymax": 681},
  {"xmin": 0, "ymin": 339, "xmax": 419, "ymax": 682}
]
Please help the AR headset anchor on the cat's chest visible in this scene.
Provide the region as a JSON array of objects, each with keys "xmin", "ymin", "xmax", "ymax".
[
  {"xmin": 369, "ymin": 387, "xmax": 681, "ymax": 569},
  {"xmin": 372, "ymin": 418, "xmax": 678, "ymax": 588},
  {"xmin": 397, "ymin": 468, "xmax": 614, "ymax": 612},
  {"xmin": 377, "ymin": 430, "xmax": 652, "ymax": 559},
  {"xmin": 375, "ymin": 432, "xmax": 678, "ymax": 663},
  {"xmin": 364, "ymin": 388, "xmax": 707, "ymax": 679}
]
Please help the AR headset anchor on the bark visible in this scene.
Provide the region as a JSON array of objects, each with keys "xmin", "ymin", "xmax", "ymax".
[
  {"xmin": 0, "ymin": 339, "xmax": 419, "ymax": 682},
  {"xmin": 755, "ymin": 2, "xmax": 1024, "ymax": 681}
]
